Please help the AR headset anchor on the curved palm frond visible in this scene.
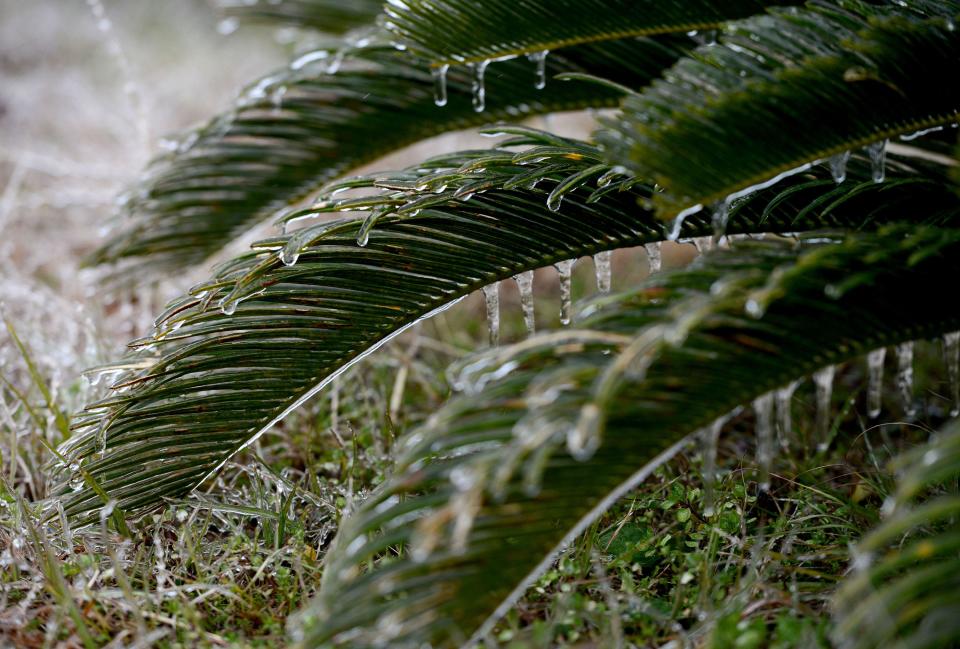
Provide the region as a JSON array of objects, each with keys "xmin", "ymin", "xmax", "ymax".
[
  {"xmin": 599, "ymin": 2, "xmax": 960, "ymax": 219},
  {"xmin": 383, "ymin": 0, "xmax": 795, "ymax": 66},
  {"xmin": 89, "ymin": 37, "xmax": 688, "ymax": 278},
  {"xmin": 55, "ymin": 131, "xmax": 958, "ymax": 522},
  {"xmin": 833, "ymin": 419, "xmax": 960, "ymax": 649},
  {"xmin": 217, "ymin": 0, "xmax": 383, "ymax": 33},
  {"xmin": 300, "ymin": 224, "xmax": 960, "ymax": 647}
]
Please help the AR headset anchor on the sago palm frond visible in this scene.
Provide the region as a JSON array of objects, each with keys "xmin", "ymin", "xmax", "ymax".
[
  {"xmin": 88, "ymin": 37, "xmax": 688, "ymax": 278},
  {"xmin": 299, "ymin": 225, "xmax": 960, "ymax": 647},
  {"xmin": 833, "ymin": 419, "xmax": 960, "ymax": 649},
  {"xmin": 54, "ymin": 130, "xmax": 958, "ymax": 522},
  {"xmin": 383, "ymin": 0, "xmax": 794, "ymax": 66},
  {"xmin": 599, "ymin": 2, "xmax": 960, "ymax": 218}
]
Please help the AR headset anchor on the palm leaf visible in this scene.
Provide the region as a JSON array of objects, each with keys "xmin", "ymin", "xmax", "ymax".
[
  {"xmin": 218, "ymin": 0, "xmax": 383, "ymax": 33},
  {"xmin": 302, "ymin": 225, "xmax": 960, "ymax": 647},
  {"xmin": 833, "ymin": 419, "xmax": 960, "ymax": 649},
  {"xmin": 383, "ymin": 0, "xmax": 793, "ymax": 66},
  {"xmin": 599, "ymin": 2, "xmax": 960, "ymax": 219},
  {"xmin": 54, "ymin": 133, "xmax": 958, "ymax": 522},
  {"xmin": 89, "ymin": 37, "xmax": 688, "ymax": 278}
]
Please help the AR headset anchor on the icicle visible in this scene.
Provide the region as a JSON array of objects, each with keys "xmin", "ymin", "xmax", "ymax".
[
  {"xmin": 944, "ymin": 332, "xmax": 960, "ymax": 417},
  {"xmin": 432, "ymin": 64, "xmax": 449, "ymax": 107},
  {"xmin": 527, "ymin": 50, "xmax": 548, "ymax": 89},
  {"xmin": 775, "ymin": 379, "xmax": 800, "ymax": 451},
  {"xmin": 645, "ymin": 242, "xmax": 662, "ymax": 273},
  {"xmin": 753, "ymin": 392, "xmax": 775, "ymax": 491},
  {"xmin": 593, "ymin": 250, "xmax": 612, "ymax": 294},
  {"xmin": 864, "ymin": 139, "xmax": 888, "ymax": 183},
  {"xmin": 513, "ymin": 270, "xmax": 535, "ymax": 335},
  {"xmin": 828, "ymin": 150, "xmax": 851, "ymax": 183},
  {"xmin": 470, "ymin": 60, "xmax": 489, "ymax": 113},
  {"xmin": 710, "ymin": 199, "xmax": 729, "ymax": 241},
  {"xmin": 279, "ymin": 239, "xmax": 301, "ymax": 266},
  {"xmin": 866, "ymin": 347, "xmax": 886, "ymax": 418},
  {"xmin": 701, "ymin": 418, "xmax": 723, "ymax": 517},
  {"xmin": 813, "ymin": 365, "xmax": 836, "ymax": 452},
  {"xmin": 895, "ymin": 341, "xmax": 915, "ymax": 418},
  {"xmin": 555, "ymin": 259, "xmax": 574, "ymax": 325},
  {"xmin": 481, "ymin": 282, "xmax": 500, "ymax": 346}
]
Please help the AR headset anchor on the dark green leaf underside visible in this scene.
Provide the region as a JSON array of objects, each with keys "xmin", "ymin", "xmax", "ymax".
[
  {"xmin": 56, "ymin": 140, "xmax": 958, "ymax": 522},
  {"xmin": 306, "ymin": 225, "xmax": 960, "ymax": 647},
  {"xmin": 600, "ymin": 4, "xmax": 960, "ymax": 217},
  {"xmin": 383, "ymin": 0, "xmax": 796, "ymax": 66}
]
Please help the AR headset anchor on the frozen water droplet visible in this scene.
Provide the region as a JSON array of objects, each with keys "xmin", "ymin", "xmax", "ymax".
[
  {"xmin": 481, "ymin": 282, "xmax": 500, "ymax": 346},
  {"xmin": 217, "ymin": 17, "xmax": 239, "ymax": 35},
  {"xmin": 279, "ymin": 240, "xmax": 300, "ymax": 266},
  {"xmin": 645, "ymin": 242, "xmax": 662, "ymax": 273},
  {"xmin": 527, "ymin": 50, "xmax": 548, "ymax": 89},
  {"xmin": 356, "ymin": 211, "xmax": 381, "ymax": 247},
  {"xmin": 864, "ymin": 139, "xmax": 888, "ymax": 183},
  {"xmin": 555, "ymin": 259, "xmax": 574, "ymax": 325},
  {"xmin": 943, "ymin": 331, "xmax": 959, "ymax": 417},
  {"xmin": 546, "ymin": 190, "xmax": 563, "ymax": 212},
  {"xmin": 775, "ymin": 379, "xmax": 800, "ymax": 451},
  {"xmin": 220, "ymin": 297, "xmax": 238, "ymax": 316},
  {"xmin": 702, "ymin": 418, "xmax": 723, "ymax": 516},
  {"xmin": 895, "ymin": 341, "xmax": 915, "ymax": 418},
  {"xmin": 470, "ymin": 60, "xmax": 489, "ymax": 112},
  {"xmin": 813, "ymin": 365, "xmax": 836, "ymax": 452},
  {"xmin": 593, "ymin": 250, "xmax": 612, "ymax": 294},
  {"xmin": 866, "ymin": 347, "xmax": 886, "ymax": 418},
  {"xmin": 753, "ymin": 392, "xmax": 774, "ymax": 491},
  {"xmin": 513, "ymin": 270, "xmax": 535, "ymax": 335},
  {"xmin": 70, "ymin": 473, "xmax": 85, "ymax": 492},
  {"xmin": 432, "ymin": 64, "xmax": 449, "ymax": 107},
  {"xmin": 828, "ymin": 150, "xmax": 851, "ymax": 183}
]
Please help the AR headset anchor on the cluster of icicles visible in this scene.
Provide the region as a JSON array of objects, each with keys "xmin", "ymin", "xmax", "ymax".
[
  {"xmin": 430, "ymin": 49, "xmax": 550, "ymax": 112},
  {"xmin": 475, "ymin": 242, "xmax": 960, "ymax": 514}
]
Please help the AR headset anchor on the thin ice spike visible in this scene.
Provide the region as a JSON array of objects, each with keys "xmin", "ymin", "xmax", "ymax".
[
  {"xmin": 944, "ymin": 332, "xmax": 960, "ymax": 416},
  {"xmin": 470, "ymin": 60, "xmax": 489, "ymax": 112},
  {"xmin": 775, "ymin": 379, "xmax": 800, "ymax": 451},
  {"xmin": 593, "ymin": 250, "xmax": 612, "ymax": 294},
  {"xmin": 813, "ymin": 365, "xmax": 836, "ymax": 452},
  {"xmin": 865, "ymin": 139, "xmax": 888, "ymax": 183},
  {"xmin": 829, "ymin": 150, "xmax": 851, "ymax": 183},
  {"xmin": 432, "ymin": 64, "xmax": 449, "ymax": 107},
  {"xmin": 753, "ymin": 392, "xmax": 775, "ymax": 491},
  {"xmin": 514, "ymin": 270, "xmax": 535, "ymax": 335},
  {"xmin": 645, "ymin": 242, "xmax": 662, "ymax": 273},
  {"xmin": 555, "ymin": 260, "xmax": 574, "ymax": 326},
  {"xmin": 866, "ymin": 347, "xmax": 886, "ymax": 418},
  {"xmin": 702, "ymin": 418, "xmax": 723, "ymax": 517},
  {"xmin": 895, "ymin": 341, "xmax": 916, "ymax": 418},
  {"xmin": 481, "ymin": 282, "xmax": 500, "ymax": 346}
]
